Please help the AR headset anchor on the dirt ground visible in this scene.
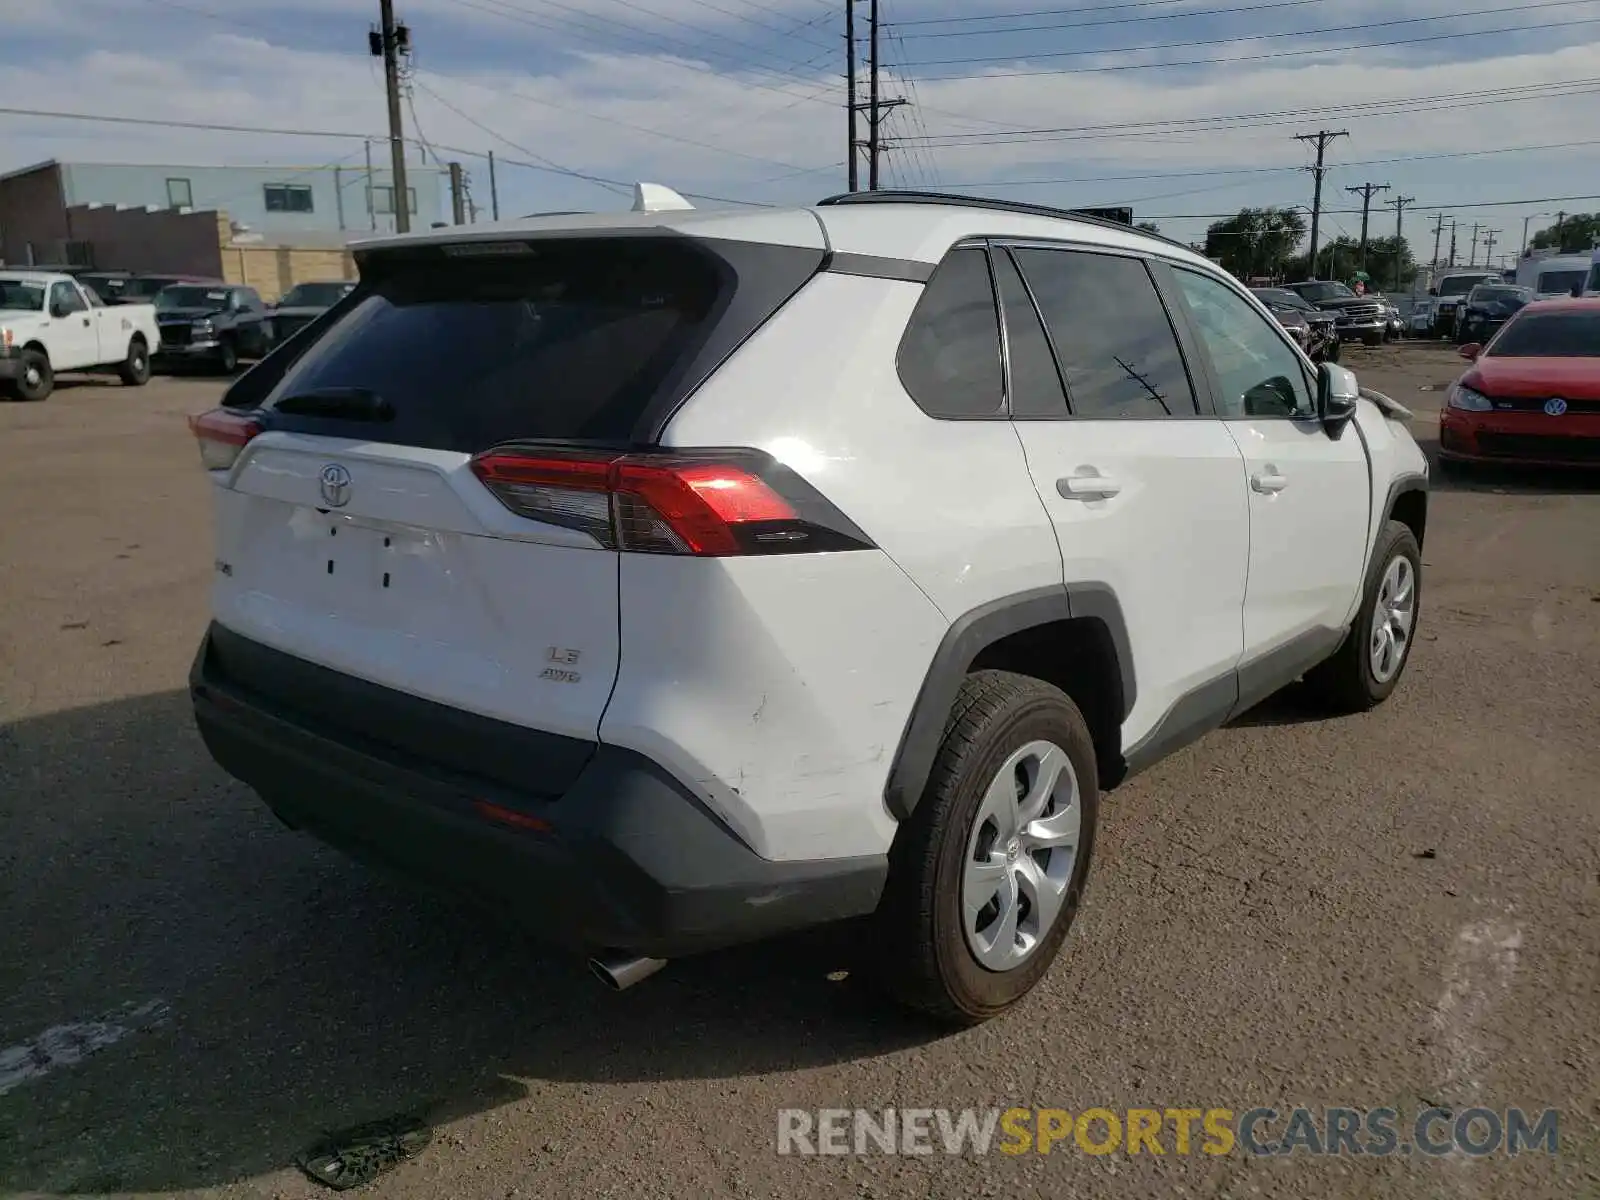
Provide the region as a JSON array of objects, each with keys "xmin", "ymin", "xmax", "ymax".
[{"xmin": 1, "ymin": 345, "xmax": 1597, "ymax": 1199}]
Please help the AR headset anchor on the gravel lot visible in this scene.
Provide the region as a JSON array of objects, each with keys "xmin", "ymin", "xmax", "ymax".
[{"xmin": 2, "ymin": 344, "xmax": 1597, "ymax": 1199}]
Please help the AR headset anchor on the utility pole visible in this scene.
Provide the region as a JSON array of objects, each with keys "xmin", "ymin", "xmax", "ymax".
[
  {"xmin": 845, "ymin": 0, "xmax": 857, "ymax": 192},
  {"xmin": 1556, "ymin": 210, "xmax": 1567, "ymax": 249},
  {"xmin": 1482, "ymin": 229, "xmax": 1500, "ymax": 264},
  {"xmin": 370, "ymin": 0, "xmax": 412, "ymax": 234},
  {"xmin": 364, "ymin": 139, "xmax": 377, "ymax": 231},
  {"xmin": 1448, "ymin": 219, "xmax": 1458, "ymax": 267},
  {"xmin": 1431, "ymin": 212, "xmax": 1446, "ymax": 272},
  {"xmin": 1468, "ymin": 222, "xmax": 1482, "ymax": 266},
  {"xmin": 487, "ymin": 150, "xmax": 499, "ymax": 220},
  {"xmin": 849, "ymin": 0, "xmax": 908, "ymax": 190},
  {"xmin": 448, "ymin": 161, "xmax": 466, "ymax": 224},
  {"xmin": 1346, "ymin": 181, "xmax": 1390, "ymax": 270},
  {"xmin": 1385, "ymin": 194, "xmax": 1414, "ymax": 293},
  {"xmin": 1295, "ymin": 130, "xmax": 1348, "ymax": 279}
]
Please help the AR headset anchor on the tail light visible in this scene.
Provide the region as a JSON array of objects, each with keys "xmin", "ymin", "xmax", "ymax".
[
  {"xmin": 189, "ymin": 408, "xmax": 261, "ymax": 471},
  {"xmin": 470, "ymin": 447, "xmax": 874, "ymax": 557}
]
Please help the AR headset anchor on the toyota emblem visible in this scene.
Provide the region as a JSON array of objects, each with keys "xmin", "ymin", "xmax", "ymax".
[
  {"xmin": 319, "ymin": 463, "xmax": 352, "ymax": 507},
  {"xmin": 1544, "ymin": 397, "xmax": 1568, "ymax": 416}
]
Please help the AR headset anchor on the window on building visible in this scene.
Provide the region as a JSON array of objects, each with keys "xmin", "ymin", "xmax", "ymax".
[
  {"xmin": 264, "ymin": 184, "xmax": 315, "ymax": 213},
  {"xmin": 166, "ymin": 177, "xmax": 193, "ymax": 209},
  {"xmin": 369, "ymin": 185, "xmax": 419, "ymax": 217}
]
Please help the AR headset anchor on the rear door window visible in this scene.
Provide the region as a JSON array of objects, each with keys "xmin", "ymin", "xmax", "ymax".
[
  {"xmin": 257, "ymin": 239, "xmax": 731, "ymax": 451},
  {"xmin": 1011, "ymin": 248, "xmax": 1198, "ymax": 418}
]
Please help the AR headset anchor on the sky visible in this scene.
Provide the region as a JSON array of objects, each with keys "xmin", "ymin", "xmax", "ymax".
[{"xmin": 1, "ymin": 0, "xmax": 1598, "ymax": 260}]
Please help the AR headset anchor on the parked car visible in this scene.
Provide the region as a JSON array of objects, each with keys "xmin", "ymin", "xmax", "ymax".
[
  {"xmin": 1455, "ymin": 284, "xmax": 1535, "ymax": 345},
  {"xmin": 154, "ymin": 283, "xmax": 274, "ymax": 374},
  {"xmin": 186, "ymin": 189, "xmax": 1429, "ymax": 1022},
  {"xmin": 267, "ymin": 280, "xmax": 356, "ymax": 343},
  {"xmin": 0, "ymin": 270, "xmax": 157, "ymax": 400},
  {"xmin": 1250, "ymin": 286, "xmax": 1340, "ymax": 361},
  {"xmin": 1441, "ymin": 297, "xmax": 1600, "ymax": 470},
  {"xmin": 1514, "ymin": 253, "xmax": 1589, "ymax": 299},
  {"xmin": 1415, "ymin": 271, "xmax": 1500, "ymax": 338},
  {"xmin": 83, "ymin": 272, "xmax": 217, "ymax": 306},
  {"xmin": 1284, "ymin": 280, "xmax": 1388, "ymax": 344}
]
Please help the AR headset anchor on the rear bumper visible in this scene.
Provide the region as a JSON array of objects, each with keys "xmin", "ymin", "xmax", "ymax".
[
  {"xmin": 190, "ymin": 623, "xmax": 887, "ymax": 958},
  {"xmin": 1439, "ymin": 408, "xmax": 1600, "ymax": 465}
]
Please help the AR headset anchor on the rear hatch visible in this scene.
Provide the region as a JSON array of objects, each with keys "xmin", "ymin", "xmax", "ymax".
[{"xmin": 198, "ymin": 229, "xmax": 825, "ymax": 789}]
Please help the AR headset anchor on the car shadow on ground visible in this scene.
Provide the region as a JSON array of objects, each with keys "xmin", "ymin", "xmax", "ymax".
[{"xmin": 0, "ymin": 690, "xmax": 938, "ymax": 1195}]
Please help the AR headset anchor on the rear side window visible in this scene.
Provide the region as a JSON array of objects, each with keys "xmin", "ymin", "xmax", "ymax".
[
  {"xmin": 1012, "ymin": 248, "xmax": 1198, "ymax": 418},
  {"xmin": 991, "ymin": 247, "xmax": 1067, "ymax": 418},
  {"xmin": 258, "ymin": 239, "xmax": 729, "ymax": 451},
  {"xmin": 897, "ymin": 246, "xmax": 1004, "ymax": 419}
]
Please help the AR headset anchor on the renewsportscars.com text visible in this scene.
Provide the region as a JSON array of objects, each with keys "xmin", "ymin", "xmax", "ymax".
[{"xmin": 777, "ymin": 1106, "xmax": 1559, "ymax": 1158}]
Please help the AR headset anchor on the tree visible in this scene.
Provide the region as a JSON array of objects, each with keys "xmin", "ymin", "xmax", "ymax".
[
  {"xmin": 1284, "ymin": 234, "xmax": 1417, "ymax": 289},
  {"xmin": 1529, "ymin": 213, "xmax": 1600, "ymax": 254},
  {"xmin": 1203, "ymin": 207, "xmax": 1307, "ymax": 278},
  {"xmin": 1135, "ymin": 220, "xmax": 1162, "ymax": 234}
]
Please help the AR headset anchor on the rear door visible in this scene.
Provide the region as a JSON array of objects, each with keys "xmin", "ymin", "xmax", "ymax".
[
  {"xmin": 209, "ymin": 236, "xmax": 780, "ymax": 762},
  {"xmin": 999, "ymin": 243, "xmax": 1252, "ymax": 750}
]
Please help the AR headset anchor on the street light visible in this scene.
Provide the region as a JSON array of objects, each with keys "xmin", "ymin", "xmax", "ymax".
[{"xmin": 1520, "ymin": 212, "xmax": 1555, "ymax": 258}]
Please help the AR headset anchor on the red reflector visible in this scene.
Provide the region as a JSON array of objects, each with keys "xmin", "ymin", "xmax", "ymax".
[
  {"xmin": 188, "ymin": 408, "xmax": 261, "ymax": 471},
  {"xmin": 473, "ymin": 800, "xmax": 552, "ymax": 832}
]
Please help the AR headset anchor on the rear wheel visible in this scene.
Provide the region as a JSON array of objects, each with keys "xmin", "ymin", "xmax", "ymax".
[
  {"xmin": 869, "ymin": 670, "xmax": 1098, "ymax": 1024},
  {"xmin": 10, "ymin": 349, "xmax": 53, "ymax": 401},
  {"xmin": 1305, "ymin": 520, "xmax": 1422, "ymax": 713},
  {"xmin": 119, "ymin": 337, "xmax": 151, "ymax": 386}
]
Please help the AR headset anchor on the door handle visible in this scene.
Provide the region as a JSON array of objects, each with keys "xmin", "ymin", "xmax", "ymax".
[
  {"xmin": 81, "ymin": 317, "xmax": 90, "ymax": 327},
  {"xmin": 1250, "ymin": 469, "xmax": 1288, "ymax": 494},
  {"xmin": 1057, "ymin": 471, "xmax": 1122, "ymax": 501}
]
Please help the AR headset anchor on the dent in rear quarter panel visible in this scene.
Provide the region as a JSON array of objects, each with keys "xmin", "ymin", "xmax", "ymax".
[
  {"xmin": 602, "ymin": 550, "xmax": 947, "ymax": 862},
  {"xmin": 661, "ymin": 272, "xmax": 1066, "ymax": 622}
]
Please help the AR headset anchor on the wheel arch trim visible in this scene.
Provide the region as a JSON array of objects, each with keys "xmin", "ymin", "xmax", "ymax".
[{"xmin": 882, "ymin": 583, "xmax": 1134, "ymax": 821}]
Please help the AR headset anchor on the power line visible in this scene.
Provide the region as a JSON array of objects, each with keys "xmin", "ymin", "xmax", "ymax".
[
  {"xmin": 907, "ymin": 15, "xmax": 1600, "ymax": 81},
  {"xmin": 898, "ymin": 0, "xmax": 1590, "ymax": 68},
  {"xmin": 898, "ymin": 0, "xmax": 1328, "ymax": 37},
  {"xmin": 1134, "ymin": 194, "xmax": 1600, "ymax": 221},
  {"xmin": 895, "ymin": 0, "xmax": 1310, "ymax": 26},
  {"xmin": 914, "ymin": 77, "xmax": 1600, "ymax": 146}
]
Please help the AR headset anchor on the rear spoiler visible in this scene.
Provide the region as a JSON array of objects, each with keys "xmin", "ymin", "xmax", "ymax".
[{"xmin": 1360, "ymin": 387, "xmax": 1413, "ymax": 421}]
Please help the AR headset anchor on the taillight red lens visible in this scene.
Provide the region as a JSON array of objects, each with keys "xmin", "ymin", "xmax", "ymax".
[
  {"xmin": 188, "ymin": 408, "xmax": 261, "ymax": 471},
  {"xmin": 470, "ymin": 449, "xmax": 842, "ymax": 557}
]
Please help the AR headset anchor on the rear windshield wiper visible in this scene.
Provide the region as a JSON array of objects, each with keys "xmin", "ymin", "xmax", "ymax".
[{"xmin": 272, "ymin": 387, "xmax": 395, "ymax": 422}]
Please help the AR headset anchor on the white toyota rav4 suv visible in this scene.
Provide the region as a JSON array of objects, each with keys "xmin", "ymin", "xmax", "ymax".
[{"xmin": 189, "ymin": 190, "xmax": 1429, "ymax": 1023}]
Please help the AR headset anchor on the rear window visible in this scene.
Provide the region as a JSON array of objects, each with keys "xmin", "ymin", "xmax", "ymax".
[{"xmin": 257, "ymin": 239, "xmax": 733, "ymax": 451}]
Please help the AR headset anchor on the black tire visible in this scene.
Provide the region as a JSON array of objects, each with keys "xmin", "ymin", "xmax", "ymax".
[
  {"xmin": 11, "ymin": 348, "xmax": 53, "ymax": 401},
  {"xmin": 867, "ymin": 670, "xmax": 1099, "ymax": 1025},
  {"xmin": 1322, "ymin": 338, "xmax": 1341, "ymax": 364},
  {"xmin": 118, "ymin": 337, "xmax": 151, "ymax": 386},
  {"xmin": 214, "ymin": 338, "xmax": 239, "ymax": 375},
  {"xmin": 1305, "ymin": 520, "xmax": 1422, "ymax": 714}
]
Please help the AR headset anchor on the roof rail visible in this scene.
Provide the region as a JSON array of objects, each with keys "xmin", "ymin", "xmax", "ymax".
[{"xmin": 815, "ymin": 189, "xmax": 1193, "ymax": 253}]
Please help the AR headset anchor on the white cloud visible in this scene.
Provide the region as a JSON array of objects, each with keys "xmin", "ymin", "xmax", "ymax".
[{"xmin": 0, "ymin": 0, "xmax": 1597, "ymax": 248}]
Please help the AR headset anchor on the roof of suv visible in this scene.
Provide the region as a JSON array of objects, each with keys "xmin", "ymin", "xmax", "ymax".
[{"xmin": 349, "ymin": 189, "xmax": 1216, "ymax": 274}]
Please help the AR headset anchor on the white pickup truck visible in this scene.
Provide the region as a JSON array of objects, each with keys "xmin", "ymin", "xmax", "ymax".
[{"xmin": 0, "ymin": 270, "xmax": 158, "ymax": 401}]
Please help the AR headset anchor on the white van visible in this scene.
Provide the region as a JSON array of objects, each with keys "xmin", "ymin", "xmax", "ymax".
[
  {"xmin": 1516, "ymin": 253, "xmax": 1590, "ymax": 298},
  {"xmin": 1585, "ymin": 248, "xmax": 1600, "ymax": 297}
]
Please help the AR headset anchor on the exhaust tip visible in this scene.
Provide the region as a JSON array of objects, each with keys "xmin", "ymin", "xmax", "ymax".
[{"xmin": 588, "ymin": 953, "xmax": 668, "ymax": 992}]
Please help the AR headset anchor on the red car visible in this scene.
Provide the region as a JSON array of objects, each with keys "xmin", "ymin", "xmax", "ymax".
[{"xmin": 1439, "ymin": 297, "xmax": 1600, "ymax": 469}]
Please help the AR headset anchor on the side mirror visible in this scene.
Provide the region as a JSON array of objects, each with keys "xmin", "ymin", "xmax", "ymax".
[
  {"xmin": 1316, "ymin": 362, "xmax": 1359, "ymax": 438},
  {"xmin": 1427, "ymin": 286, "xmax": 1438, "ymax": 296},
  {"xmin": 1572, "ymin": 285, "xmax": 1583, "ymax": 298},
  {"xmin": 1458, "ymin": 343, "xmax": 1482, "ymax": 361},
  {"xmin": 49, "ymin": 301, "xmax": 71, "ymax": 318}
]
